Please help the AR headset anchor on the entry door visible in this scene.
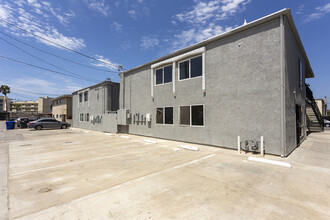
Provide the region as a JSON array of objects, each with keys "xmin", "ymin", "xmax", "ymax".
[{"xmin": 296, "ymin": 105, "xmax": 302, "ymax": 145}]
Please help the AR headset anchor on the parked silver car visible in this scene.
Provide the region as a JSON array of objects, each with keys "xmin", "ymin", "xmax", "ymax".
[
  {"xmin": 324, "ymin": 119, "xmax": 330, "ymax": 127},
  {"xmin": 28, "ymin": 118, "xmax": 70, "ymax": 130}
]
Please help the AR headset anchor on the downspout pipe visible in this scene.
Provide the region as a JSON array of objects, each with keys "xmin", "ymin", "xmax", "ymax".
[{"xmin": 280, "ymin": 14, "xmax": 286, "ymax": 157}]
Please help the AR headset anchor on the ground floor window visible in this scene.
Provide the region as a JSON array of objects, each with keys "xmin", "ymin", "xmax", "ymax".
[
  {"xmin": 80, "ymin": 113, "xmax": 84, "ymax": 122},
  {"xmin": 179, "ymin": 105, "xmax": 204, "ymax": 126},
  {"xmin": 85, "ymin": 113, "xmax": 89, "ymax": 122},
  {"xmin": 156, "ymin": 107, "xmax": 173, "ymax": 124}
]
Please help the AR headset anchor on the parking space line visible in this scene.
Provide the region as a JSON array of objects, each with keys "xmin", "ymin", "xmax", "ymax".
[
  {"xmin": 10, "ymin": 153, "xmax": 127, "ymax": 177},
  {"xmin": 16, "ymin": 153, "xmax": 215, "ymax": 219}
]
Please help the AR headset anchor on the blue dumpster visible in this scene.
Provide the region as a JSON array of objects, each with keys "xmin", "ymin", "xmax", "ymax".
[{"xmin": 6, "ymin": 121, "xmax": 15, "ymax": 130}]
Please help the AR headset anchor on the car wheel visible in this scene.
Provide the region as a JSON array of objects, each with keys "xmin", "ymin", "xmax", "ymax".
[
  {"xmin": 35, "ymin": 125, "xmax": 42, "ymax": 130},
  {"xmin": 326, "ymin": 124, "xmax": 330, "ymax": 127},
  {"xmin": 61, "ymin": 124, "xmax": 67, "ymax": 129}
]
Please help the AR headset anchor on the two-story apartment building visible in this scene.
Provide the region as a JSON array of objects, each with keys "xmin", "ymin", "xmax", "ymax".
[
  {"xmin": 72, "ymin": 80, "xmax": 120, "ymax": 132},
  {"xmin": 116, "ymin": 9, "xmax": 317, "ymax": 157},
  {"xmin": 52, "ymin": 95, "xmax": 72, "ymax": 122}
]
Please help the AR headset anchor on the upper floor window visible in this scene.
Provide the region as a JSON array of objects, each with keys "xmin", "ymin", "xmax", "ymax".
[
  {"xmin": 179, "ymin": 55, "xmax": 203, "ymax": 80},
  {"xmin": 79, "ymin": 94, "xmax": 82, "ymax": 102},
  {"xmin": 84, "ymin": 92, "xmax": 88, "ymax": 102},
  {"xmin": 156, "ymin": 65, "xmax": 172, "ymax": 85}
]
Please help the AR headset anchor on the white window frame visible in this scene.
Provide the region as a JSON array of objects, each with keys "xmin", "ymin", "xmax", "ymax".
[
  {"xmin": 155, "ymin": 106, "xmax": 174, "ymax": 126},
  {"xmin": 298, "ymin": 57, "xmax": 303, "ymax": 90},
  {"xmin": 85, "ymin": 113, "xmax": 89, "ymax": 122},
  {"xmin": 79, "ymin": 113, "xmax": 84, "ymax": 122},
  {"xmin": 178, "ymin": 55, "xmax": 203, "ymax": 82},
  {"xmin": 179, "ymin": 104, "xmax": 205, "ymax": 127},
  {"xmin": 155, "ymin": 64, "xmax": 173, "ymax": 86}
]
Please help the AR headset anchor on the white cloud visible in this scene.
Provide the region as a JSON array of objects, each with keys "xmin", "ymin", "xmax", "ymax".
[
  {"xmin": 83, "ymin": 0, "xmax": 110, "ymax": 17},
  {"xmin": 305, "ymin": 2, "xmax": 330, "ymax": 22},
  {"xmin": 296, "ymin": 4, "xmax": 304, "ymax": 15},
  {"xmin": 169, "ymin": 0, "xmax": 247, "ymax": 52},
  {"xmin": 4, "ymin": 77, "xmax": 83, "ymax": 100},
  {"xmin": 112, "ymin": 21, "xmax": 122, "ymax": 31},
  {"xmin": 92, "ymin": 55, "xmax": 119, "ymax": 71},
  {"xmin": 0, "ymin": 1, "xmax": 85, "ymax": 50},
  {"xmin": 128, "ymin": 9, "xmax": 137, "ymax": 19},
  {"xmin": 171, "ymin": 23, "xmax": 232, "ymax": 51},
  {"xmin": 140, "ymin": 36, "xmax": 159, "ymax": 49},
  {"xmin": 173, "ymin": 0, "xmax": 249, "ymax": 25}
]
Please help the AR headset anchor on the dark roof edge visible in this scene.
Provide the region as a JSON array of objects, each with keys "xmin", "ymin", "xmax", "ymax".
[
  {"xmin": 53, "ymin": 94, "xmax": 72, "ymax": 101},
  {"xmin": 72, "ymin": 80, "xmax": 119, "ymax": 94},
  {"xmin": 122, "ymin": 8, "xmax": 314, "ymax": 78}
]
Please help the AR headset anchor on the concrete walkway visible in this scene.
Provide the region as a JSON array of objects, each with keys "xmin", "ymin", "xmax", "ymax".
[{"xmin": 1, "ymin": 125, "xmax": 330, "ymax": 219}]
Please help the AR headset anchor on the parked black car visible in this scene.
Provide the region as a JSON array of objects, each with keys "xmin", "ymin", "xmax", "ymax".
[{"xmin": 28, "ymin": 118, "xmax": 70, "ymax": 130}]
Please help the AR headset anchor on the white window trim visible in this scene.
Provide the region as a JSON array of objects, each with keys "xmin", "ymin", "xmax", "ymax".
[
  {"xmin": 150, "ymin": 47, "xmax": 205, "ymax": 97},
  {"xmin": 155, "ymin": 106, "xmax": 174, "ymax": 126},
  {"xmin": 79, "ymin": 113, "xmax": 84, "ymax": 122},
  {"xmin": 178, "ymin": 55, "xmax": 203, "ymax": 82},
  {"xmin": 155, "ymin": 64, "xmax": 173, "ymax": 86},
  {"xmin": 179, "ymin": 104, "xmax": 205, "ymax": 127}
]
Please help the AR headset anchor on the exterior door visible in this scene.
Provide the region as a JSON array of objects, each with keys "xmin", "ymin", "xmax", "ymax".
[{"xmin": 296, "ymin": 105, "xmax": 302, "ymax": 145}]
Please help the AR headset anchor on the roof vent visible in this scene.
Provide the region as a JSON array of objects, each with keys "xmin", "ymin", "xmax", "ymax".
[{"xmin": 243, "ymin": 19, "xmax": 247, "ymax": 25}]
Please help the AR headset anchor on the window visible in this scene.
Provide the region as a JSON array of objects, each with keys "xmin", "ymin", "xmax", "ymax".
[
  {"xmin": 156, "ymin": 69, "xmax": 163, "ymax": 85},
  {"xmin": 80, "ymin": 113, "xmax": 84, "ymax": 122},
  {"xmin": 56, "ymin": 114, "xmax": 58, "ymax": 118},
  {"xmin": 84, "ymin": 92, "xmax": 88, "ymax": 102},
  {"xmin": 79, "ymin": 94, "xmax": 82, "ymax": 102},
  {"xmin": 179, "ymin": 55, "xmax": 203, "ymax": 80},
  {"xmin": 179, "ymin": 106, "xmax": 190, "ymax": 125},
  {"xmin": 180, "ymin": 105, "xmax": 204, "ymax": 126},
  {"xmin": 191, "ymin": 105, "xmax": 204, "ymax": 126},
  {"xmin": 164, "ymin": 107, "xmax": 173, "ymax": 124},
  {"xmin": 155, "ymin": 65, "xmax": 172, "ymax": 85},
  {"xmin": 156, "ymin": 108, "xmax": 163, "ymax": 124},
  {"xmin": 298, "ymin": 58, "xmax": 303, "ymax": 90},
  {"xmin": 85, "ymin": 113, "xmax": 89, "ymax": 122},
  {"xmin": 156, "ymin": 107, "xmax": 173, "ymax": 124}
]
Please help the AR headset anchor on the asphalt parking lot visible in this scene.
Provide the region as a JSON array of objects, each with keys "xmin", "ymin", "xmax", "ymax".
[{"xmin": 1, "ymin": 123, "xmax": 330, "ymax": 219}]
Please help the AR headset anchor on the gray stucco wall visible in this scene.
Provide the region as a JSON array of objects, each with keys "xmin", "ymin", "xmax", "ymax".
[
  {"xmin": 72, "ymin": 83, "xmax": 119, "ymax": 133},
  {"xmin": 121, "ymin": 19, "xmax": 284, "ymax": 155},
  {"xmin": 284, "ymin": 16, "xmax": 307, "ymax": 156}
]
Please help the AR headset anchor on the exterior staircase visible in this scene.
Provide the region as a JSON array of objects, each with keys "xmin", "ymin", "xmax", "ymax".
[{"xmin": 306, "ymin": 85, "xmax": 324, "ymax": 132}]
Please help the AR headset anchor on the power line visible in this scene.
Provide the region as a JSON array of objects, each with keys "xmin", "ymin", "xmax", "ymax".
[
  {"xmin": 0, "ymin": 18, "xmax": 121, "ymax": 69},
  {"xmin": 0, "ymin": 36, "xmax": 98, "ymax": 82},
  {"xmin": 13, "ymin": 88, "xmax": 61, "ymax": 96},
  {"xmin": 0, "ymin": 55, "xmax": 99, "ymax": 83},
  {"xmin": 0, "ymin": 30, "xmax": 118, "ymax": 73}
]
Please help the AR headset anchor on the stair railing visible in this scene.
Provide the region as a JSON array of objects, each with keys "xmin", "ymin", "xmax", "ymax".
[{"xmin": 306, "ymin": 84, "xmax": 324, "ymax": 131}]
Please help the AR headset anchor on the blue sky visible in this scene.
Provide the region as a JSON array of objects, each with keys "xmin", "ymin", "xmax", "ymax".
[{"xmin": 0, "ymin": 0, "xmax": 329, "ymax": 103}]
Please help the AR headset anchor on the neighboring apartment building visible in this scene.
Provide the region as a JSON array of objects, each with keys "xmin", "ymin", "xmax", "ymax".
[
  {"xmin": 52, "ymin": 95, "xmax": 72, "ymax": 122},
  {"xmin": 38, "ymin": 96, "xmax": 53, "ymax": 114},
  {"xmin": 116, "ymin": 9, "xmax": 319, "ymax": 157},
  {"xmin": 72, "ymin": 80, "xmax": 120, "ymax": 132},
  {"xmin": 315, "ymin": 97, "xmax": 327, "ymax": 116},
  {"xmin": 0, "ymin": 96, "xmax": 11, "ymax": 120},
  {"xmin": 11, "ymin": 100, "xmax": 38, "ymax": 113}
]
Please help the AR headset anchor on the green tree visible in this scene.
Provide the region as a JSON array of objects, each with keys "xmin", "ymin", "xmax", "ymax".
[
  {"xmin": 327, "ymin": 109, "xmax": 330, "ymax": 116},
  {"xmin": 0, "ymin": 85, "xmax": 11, "ymax": 120}
]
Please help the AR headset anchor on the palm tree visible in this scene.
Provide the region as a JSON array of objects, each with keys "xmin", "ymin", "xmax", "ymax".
[{"xmin": 0, "ymin": 85, "xmax": 10, "ymax": 120}]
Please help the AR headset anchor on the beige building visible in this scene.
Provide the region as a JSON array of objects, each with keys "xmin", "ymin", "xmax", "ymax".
[
  {"xmin": 38, "ymin": 96, "xmax": 53, "ymax": 114},
  {"xmin": 52, "ymin": 95, "xmax": 72, "ymax": 122},
  {"xmin": 11, "ymin": 100, "xmax": 38, "ymax": 113},
  {"xmin": 315, "ymin": 97, "xmax": 327, "ymax": 116}
]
